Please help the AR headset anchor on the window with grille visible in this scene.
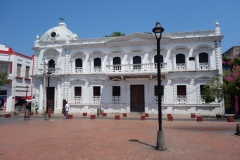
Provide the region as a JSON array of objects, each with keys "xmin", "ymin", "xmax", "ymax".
[
  {"xmin": 176, "ymin": 54, "xmax": 185, "ymax": 63},
  {"xmin": 75, "ymin": 59, "xmax": 82, "ymax": 67},
  {"xmin": 25, "ymin": 66, "xmax": 30, "ymax": 78},
  {"xmin": 75, "ymin": 87, "xmax": 82, "ymax": 96},
  {"xmin": 154, "ymin": 55, "xmax": 163, "ymax": 63},
  {"xmin": 93, "ymin": 86, "xmax": 101, "ymax": 96},
  {"xmin": 199, "ymin": 53, "xmax": 208, "ymax": 63},
  {"xmin": 0, "ymin": 64, "xmax": 8, "ymax": 73},
  {"xmin": 112, "ymin": 86, "xmax": 121, "ymax": 96},
  {"xmin": 177, "ymin": 85, "xmax": 186, "ymax": 95},
  {"xmin": 154, "ymin": 85, "xmax": 164, "ymax": 96},
  {"xmin": 17, "ymin": 64, "xmax": 22, "ymax": 77}
]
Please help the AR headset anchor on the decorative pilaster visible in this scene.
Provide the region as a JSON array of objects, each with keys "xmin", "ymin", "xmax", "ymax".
[
  {"xmin": 72, "ymin": 59, "xmax": 75, "ymax": 73},
  {"xmin": 185, "ymin": 55, "xmax": 189, "ymax": 70},
  {"xmin": 195, "ymin": 54, "xmax": 199, "ymax": 70},
  {"xmin": 57, "ymin": 81, "xmax": 62, "ymax": 109},
  {"xmin": 173, "ymin": 55, "xmax": 176, "ymax": 70}
]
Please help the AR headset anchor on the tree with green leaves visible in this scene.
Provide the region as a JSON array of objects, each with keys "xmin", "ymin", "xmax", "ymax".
[
  {"xmin": 0, "ymin": 72, "xmax": 11, "ymax": 86},
  {"xmin": 104, "ymin": 32, "xmax": 125, "ymax": 37}
]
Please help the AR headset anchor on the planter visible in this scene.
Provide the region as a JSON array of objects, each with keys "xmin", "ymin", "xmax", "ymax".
[
  {"xmin": 90, "ymin": 115, "xmax": 96, "ymax": 119},
  {"xmin": 140, "ymin": 116, "xmax": 145, "ymax": 120},
  {"xmin": 168, "ymin": 116, "xmax": 173, "ymax": 121},
  {"xmin": 191, "ymin": 113, "xmax": 196, "ymax": 118},
  {"xmin": 145, "ymin": 113, "xmax": 149, "ymax": 117},
  {"xmin": 83, "ymin": 113, "xmax": 87, "ymax": 116},
  {"xmin": 197, "ymin": 116, "xmax": 203, "ymax": 122},
  {"xmin": 228, "ymin": 117, "xmax": 234, "ymax": 122},
  {"xmin": 115, "ymin": 115, "xmax": 120, "ymax": 120},
  {"xmin": 102, "ymin": 113, "xmax": 107, "ymax": 117},
  {"xmin": 123, "ymin": 113, "xmax": 127, "ymax": 117}
]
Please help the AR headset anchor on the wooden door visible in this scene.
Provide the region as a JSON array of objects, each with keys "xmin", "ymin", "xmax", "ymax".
[
  {"xmin": 130, "ymin": 85, "xmax": 144, "ymax": 112},
  {"xmin": 47, "ymin": 87, "xmax": 55, "ymax": 113}
]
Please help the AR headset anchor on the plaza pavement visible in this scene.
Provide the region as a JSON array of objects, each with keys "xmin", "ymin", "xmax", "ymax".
[{"xmin": 0, "ymin": 113, "xmax": 240, "ymax": 160}]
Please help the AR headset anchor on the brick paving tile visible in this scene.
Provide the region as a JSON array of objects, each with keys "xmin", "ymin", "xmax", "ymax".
[{"xmin": 0, "ymin": 118, "xmax": 239, "ymax": 160}]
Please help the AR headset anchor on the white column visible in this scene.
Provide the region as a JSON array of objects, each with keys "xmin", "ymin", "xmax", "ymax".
[
  {"xmin": 173, "ymin": 55, "xmax": 176, "ymax": 70},
  {"xmin": 208, "ymin": 53, "xmax": 212, "ymax": 69},
  {"xmin": 72, "ymin": 59, "xmax": 75, "ymax": 73},
  {"xmin": 101, "ymin": 57, "xmax": 104, "ymax": 72},
  {"xmin": 39, "ymin": 82, "xmax": 43, "ymax": 110},
  {"xmin": 57, "ymin": 81, "xmax": 61, "ymax": 109},
  {"xmin": 185, "ymin": 55, "xmax": 189, "ymax": 70},
  {"xmin": 195, "ymin": 54, "xmax": 199, "ymax": 70},
  {"xmin": 91, "ymin": 58, "xmax": 93, "ymax": 73}
]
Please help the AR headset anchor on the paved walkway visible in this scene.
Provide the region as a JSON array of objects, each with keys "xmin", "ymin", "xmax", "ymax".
[{"xmin": 0, "ymin": 114, "xmax": 240, "ymax": 159}]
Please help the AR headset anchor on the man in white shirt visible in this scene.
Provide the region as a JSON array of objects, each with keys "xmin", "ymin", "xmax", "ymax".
[{"xmin": 65, "ymin": 102, "xmax": 70, "ymax": 119}]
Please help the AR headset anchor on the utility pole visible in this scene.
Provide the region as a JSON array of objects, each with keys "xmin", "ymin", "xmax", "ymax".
[{"xmin": 40, "ymin": 62, "xmax": 47, "ymax": 115}]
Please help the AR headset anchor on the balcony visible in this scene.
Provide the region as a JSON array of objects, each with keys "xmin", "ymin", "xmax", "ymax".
[
  {"xmin": 177, "ymin": 95, "xmax": 186, "ymax": 104},
  {"xmin": 74, "ymin": 96, "xmax": 83, "ymax": 103},
  {"xmin": 106, "ymin": 63, "xmax": 167, "ymax": 74},
  {"xmin": 176, "ymin": 63, "xmax": 185, "ymax": 71},
  {"xmin": 199, "ymin": 63, "xmax": 208, "ymax": 70},
  {"xmin": 75, "ymin": 67, "xmax": 83, "ymax": 74},
  {"xmin": 93, "ymin": 67, "xmax": 102, "ymax": 73},
  {"xmin": 91, "ymin": 96, "xmax": 101, "ymax": 104},
  {"xmin": 37, "ymin": 68, "xmax": 62, "ymax": 75}
]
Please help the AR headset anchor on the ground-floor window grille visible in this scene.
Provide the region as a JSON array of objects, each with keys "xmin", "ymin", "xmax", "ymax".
[
  {"xmin": 112, "ymin": 86, "xmax": 121, "ymax": 104},
  {"xmin": 93, "ymin": 86, "xmax": 101, "ymax": 104},
  {"xmin": 177, "ymin": 85, "xmax": 186, "ymax": 104},
  {"xmin": 154, "ymin": 85, "xmax": 164, "ymax": 104},
  {"xmin": 74, "ymin": 87, "xmax": 82, "ymax": 103}
]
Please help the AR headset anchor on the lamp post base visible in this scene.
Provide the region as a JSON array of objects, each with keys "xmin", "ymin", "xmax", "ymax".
[
  {"xmin": 45, "ymin": 113, "xmax": 49, "ymax": 121},
  {"xmin": 156, "ymin": 130, "xmax": 166, "ymax": 151}
]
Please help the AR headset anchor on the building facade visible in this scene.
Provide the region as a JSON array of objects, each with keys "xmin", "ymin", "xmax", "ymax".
[
  {"xmin": 0, "ymin": 44, "xmax": 33, "ymax": 112},
  {"xmin": 32, "ymin": 21, "xmax": 224, "ymax": 115},
  {"xmin": 222, "ymin": 46, "xmax": 240, "ymax": 58}
]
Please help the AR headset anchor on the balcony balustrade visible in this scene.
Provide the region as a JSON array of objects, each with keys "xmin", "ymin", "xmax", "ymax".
[
  {"xmin": 176, "ymin": 63, "xmax": 185, "ymax": 71},
  {"xmin": 177, "ymin": 95, "xmax": 186, "ymax": 104},
  {"xmin": 112, "ymin": 96, "xmax": 122, "ymax": 104},
  {"xmin": 91, "ymin": 96, "xmax": 101, "ymax": 104},
  {"xmin": 199, "ymin": 63, "xmax": 208, "ymax": 70},
  {"xmin": 75, "ymin": 67, "xmax": 83, "ymax": 74},
  {"xmin": 37, "ymin": 68, "xmax": 62, "ymax": 75},
  {"xmin": 74, "ymin": 96, "xmax": 83, "ymax": 103},
  {"xmin": 93, "ymin": 67, "xmax": 102, "ymax": 73},
  {"xmin": 106, "ymin": 63, "xmax": 166, "ymax": 73}
]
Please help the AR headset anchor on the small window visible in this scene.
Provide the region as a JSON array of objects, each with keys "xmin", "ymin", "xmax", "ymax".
[
  {"xmin": 112, "ymin": 86, "xmax": 121, "ymax": 96},
  {"xmin": 93, "ymin": 86, "xmax": 101, "ymax": 96},
  {"xmin": 189, "ymin": 57, "xmax": 195, "ymax": 61},
  {"xmin": 154, "ymin": 86, "xmax": 164, "ymax": 96},
  {"xmin": 75, "ymin": 87, "xmax": 82, "ymax": 96},
  {"xmin": 51, "ymin": 32, "xmax": 56, "ymax": 38},
  {"xmin": 0, "ymin": 64, "xmax": 8, "ymax": 73},
  {"xmin": 48, "ymin": 60, "xmax": 55, "ymax": 68},
  {"xmin": 25, "ymin": 66, "xmax": 30, "ymax": 78},
  {"xmin": 133, "ymin": 56, "xmax": 141, "ymax": 69},
  {"xmin": 177, "ymin": 85, "xmax": 186, "ymax": 95},
  {"xmin": 75, "ymin": 59, "xmax": 82, "ymax": 68},
  {"xmin": 17, "ymin": 64, "xmax": 22, "ymax": 77},
  {"xmin": 94, "ymin": 58, "xmax": 101, "ymax": 67},
  {"xmin": 0, "ymin": 90, "xmax": 7, "ymax": 95},
  {"xmin": 199, "ymin": 53, "xmax": 208, "ymax": 63}
]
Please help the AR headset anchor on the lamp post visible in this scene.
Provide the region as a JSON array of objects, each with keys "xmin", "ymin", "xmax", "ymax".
[
  {"xmin": 152, "ymin": 22, "xmax": 166, "ymax": 151},
  {"xmin": 45, "ymin": 71, "xmax": 51, "ymax": 121}
]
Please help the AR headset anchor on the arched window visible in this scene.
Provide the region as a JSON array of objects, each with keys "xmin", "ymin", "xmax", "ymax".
[
  {"xmin": 48, "ymin": 60, "xmax": 55, "ymax": 68},
  {"xmin": 113, "ymin": 57, "xmax": 121, "ymax": 70},
  {"xmin": 133, "ymin": 56, "xmax": 141, "ymax": 69},
  {"xmin": 75, "ymin": 58, "xmax": 82, "ymax": 68},
  {"xmin": 94, "ymin": 58, "xmax": 101, "ymax": 67},
  {"xmin": 176, "ymin": 54, "xmax": 185, "ymax": 63},
  {"xmin": 154, "ymin": 55, "xmax": 163, "ymax": 63},
  {"xmin": 199, "ymin": 53, "xmax": 208, "ymax": 63}
]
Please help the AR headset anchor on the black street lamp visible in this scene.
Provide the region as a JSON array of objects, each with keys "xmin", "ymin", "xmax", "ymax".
[
  {"xmin": 152, "ymin": 22, "xmax": 166, "ymax": 151},
  {"xmin": 45, "ymin": 71, "xmax": 52, "ymax": 121}
]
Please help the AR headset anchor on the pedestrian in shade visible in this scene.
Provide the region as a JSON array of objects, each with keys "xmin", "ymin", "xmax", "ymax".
[{"xmin": 65, "ymin": 102, "xmax": 70, "ymax": 119}]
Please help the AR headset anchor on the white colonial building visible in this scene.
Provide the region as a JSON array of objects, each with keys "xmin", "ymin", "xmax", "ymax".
[{"xmin": 32, "ymin": 21, "xmax": 224, "ymax": 115}]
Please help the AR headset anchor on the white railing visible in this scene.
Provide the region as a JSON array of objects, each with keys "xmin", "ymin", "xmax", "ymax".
[
  {"xmin": 176, "ymin": 63, "xmax": 185, "ymax": 71},
  {"xmin": 199, "ymin": 63, "xmax": 208, "ymax": 70},
  {"xmin": 112, "ymin": 96, "xmax": 121, "ymax": 104},
  {"xmin": 74, "ymin": 96, "xmax": 82, "ymax": 103},
  {"xmin": 38, "ymin": 68, "xmax": 62, "ymax": 75},
  {"xmin": 93, "ymin": 67, "xmax": 101, "ymax": 73},
  {"xmin": 92, "ymin": 96, "xmax": 101, "ymax": 104},
  {"xmin": 75, "ymin": 67, "xmax": 83, "ymax": 74},
  {"xmin": 106, "ymin": 63, "xmax": 167, "ymax": 73},
  {"xmin": 177, "ymin": 95, "xmax": 186, "ymax": 104},
  {"xmin": 153, "ymin": 96, "xmax": 164, "ymax": 104}
]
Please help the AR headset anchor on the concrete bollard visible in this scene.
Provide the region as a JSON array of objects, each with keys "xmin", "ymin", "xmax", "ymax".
[
  {"xmin": 167, "ymin": 114, "xmax": 171, "ymax": 118},
  {"xmin": 141, "ymin": 116, "xmax": 145, "ymax": 120},
  {"xmin": 83, "ymin": 113, "xmax": 87, "ymax": 116},
  {"xmin": 191, "ymin": 113, "xmax": 196, "ymax": 118},
  {"xmin": 228, "ymin": 117, "xmax": 234, "ymax": 122},
  {"xmin": 115, "ymin": 115, "xmax": 120, "ymax": 120},
  {"xmin": 123, "ymin": 113, "xmax": 127, "ymax": 117},
  {"xmin": 197, "ymin": 116, "xmax": 203, "ymax": 122},
  {"xmin": 90, "ymin": 115, "xmax": 96, "ymax": 119},
  {"xmin": 145, "ymin": 113, "xmax": 149, "ymax": 117},
  {"xmin": 168, "ymin": 116, "xmax": 173, "ymax": 121},
  {"xmin": 68, "ymin": 115, "xmax": 73, "ymax": 119},
  {"xmin": 103, "ymin": 113, "xmax": 107, "ymax": 117}
]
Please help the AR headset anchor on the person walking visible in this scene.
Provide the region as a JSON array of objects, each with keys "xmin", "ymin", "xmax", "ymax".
[
  {"xmin": 65, "ymin": 102, "xmax": 70, "ymax": 119},
  {"xmin": 35, "ymin": 102, "xmax": 39, "ymax": 114}
]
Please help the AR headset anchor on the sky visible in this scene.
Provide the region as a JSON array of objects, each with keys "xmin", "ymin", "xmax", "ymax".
[{"xmin": 0, "ymin": 0, "xmax": 240, "ymax": 57}]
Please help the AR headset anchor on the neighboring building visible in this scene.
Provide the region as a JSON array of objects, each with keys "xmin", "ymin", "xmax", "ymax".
[
  {"xmin": 0, "ymin": 44, "xmax": 33, "ymax": 112},
  {"xmin": 32, "ymin": 21, "xmax": 224, "ymax": 115},
  {"xmin": 222, "ymin": 46, "xmax": 240, "ymax": 58},
  {"xmin": 222, "ymin": 46, "xmax": 240, "ymax": 114}
]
